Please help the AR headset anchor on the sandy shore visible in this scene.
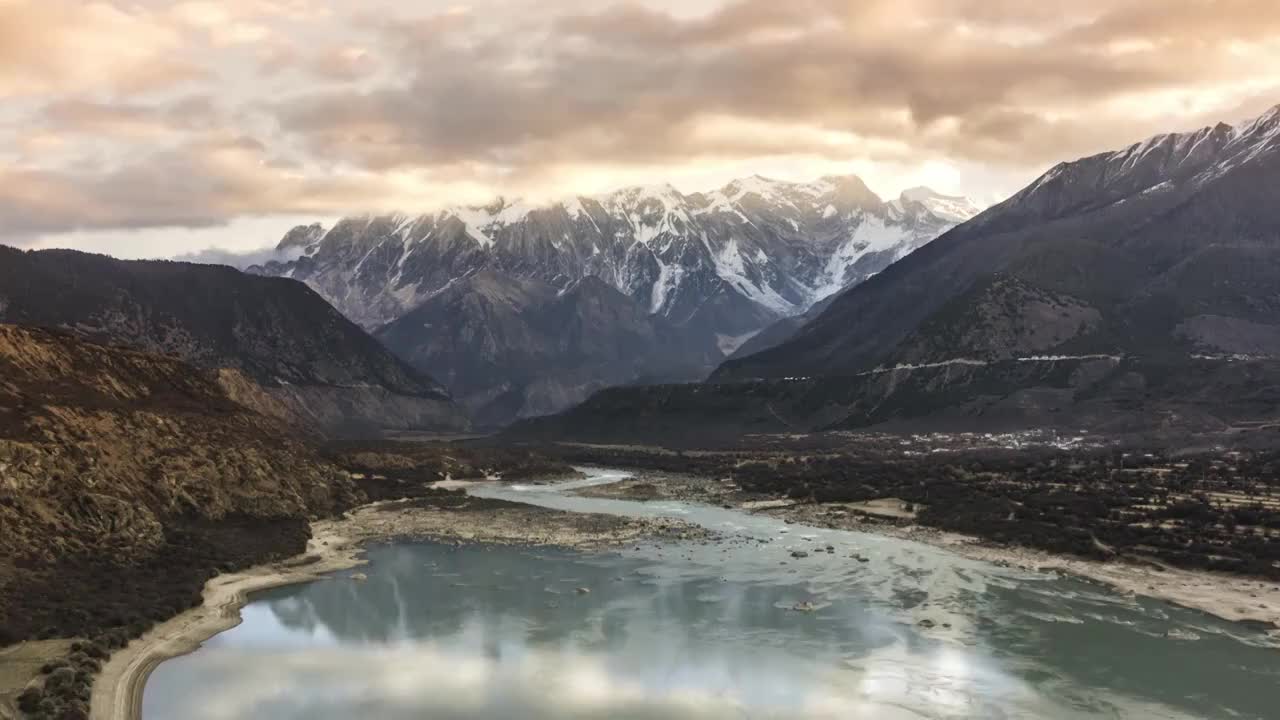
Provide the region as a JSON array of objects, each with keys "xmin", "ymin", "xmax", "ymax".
[
  {"xmin": 87, "ymin": 525, "xmax": 364, "ymax": 720},
  {"xmin": 88, "ymin": 492, "xmax": 711, "ymax": 720}
]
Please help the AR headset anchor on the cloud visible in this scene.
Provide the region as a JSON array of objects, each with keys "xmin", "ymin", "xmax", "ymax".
[
  {"xmin": 307, "ymin": 47, "xmax": 380, "ymax": 82},
  {"xmin": 0, "ymin": 0, "xmax": 203, "ymax": 96},
  {"xmin": 35, "ymin": 97, "xmax": 225, "ymax": 140},
  {"xmin": 272, "ymin": 0, "xmax": 1280, "ymax": 174},
  {"xmin": 0, "ymin": 123, "xmax": 508, "ymax": 240},
  {"xmin": 173, "ymin": 243, "xmax": 309, "ymax": 269},
  {"xmin": 0, "ymin": 134, "xmax": 403, "ymax": 238},
  {"xmin": 4, "ymin": 0, "xmax": 1280, "ymax": 253}
]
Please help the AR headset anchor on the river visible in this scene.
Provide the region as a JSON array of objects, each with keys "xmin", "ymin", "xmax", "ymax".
[{"xmin": 142, "ymin": 468, "xmax": 1280, "ymax": 719}]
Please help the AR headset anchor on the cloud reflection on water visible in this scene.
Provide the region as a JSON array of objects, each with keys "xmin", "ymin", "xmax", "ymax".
[
  {"xmin": 141, "ymin": 540, "xmax": 1228, "ymax": 720},
  {"xmin": 158, "ymin": 633, "xmax": 1065, "ymax": 720}
]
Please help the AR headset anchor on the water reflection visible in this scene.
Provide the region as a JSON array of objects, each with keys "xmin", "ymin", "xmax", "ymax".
[{"xmin": 144, "ymin": 541, "xmax": 1280, "ymax": 720}]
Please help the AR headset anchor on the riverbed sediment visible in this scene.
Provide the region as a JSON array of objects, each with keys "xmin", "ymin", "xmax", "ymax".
[
  {"xmin": 569, "ymin": 471, "xmax": 1280, "ymax": 632},
  {"xmin": 766, "ymin": 501, "xmax": 1280, "ymax": 632}
]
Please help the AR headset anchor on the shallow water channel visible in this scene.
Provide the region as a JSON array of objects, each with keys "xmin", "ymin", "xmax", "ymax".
[{"xmin": 143, "ymin": 468, "xmax": 1280, "ymax": 719}]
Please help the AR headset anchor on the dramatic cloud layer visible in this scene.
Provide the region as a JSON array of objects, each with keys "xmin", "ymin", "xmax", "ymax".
[{"xmin": 2, "ymin": 0, "xmax": 1278, "ymax": 256}]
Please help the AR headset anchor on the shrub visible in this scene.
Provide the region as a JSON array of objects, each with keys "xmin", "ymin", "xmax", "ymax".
[
  {"xmin": 17, "ymin": 686, "xmax": 43, "ymax": 713},
  {"xmin": 57, "ymin": 701, "xmax": 89, "ymax": 720},
  {"xmin": 81, "ymin": 640, "xmax": 108, "ymax": 659}
]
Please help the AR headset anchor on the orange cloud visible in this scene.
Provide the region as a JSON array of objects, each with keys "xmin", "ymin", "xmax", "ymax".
[
  {"xmin": 2, "ymin": 0, "xmax": 1279, "ymax": 248},
  {"xmin": 0, "ymin": 0, "xmax": 200, "ymax": 95}
]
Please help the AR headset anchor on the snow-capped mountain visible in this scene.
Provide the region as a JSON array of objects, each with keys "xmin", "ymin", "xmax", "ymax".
[
  {"xmin": 256, "ymin": 175, "xmax": 978, "ymax": 332},
  {"xmin": 505, "ymin": 105, "xmax": 1280, "ymax": 441},
  {"xmin": 250, "ymin": 174, "xmax": 981, "ymax": 423},
  {"xmin": 895, "ymin": 187, "xmax": 984, "ymax": 223},
  {"xmin": 719, "ymin": 103, "xmax": 1280, "ymax": 384},
  {"xmin": 989, "ymin": 105, "xmax": 1280, "ymax": 229}
]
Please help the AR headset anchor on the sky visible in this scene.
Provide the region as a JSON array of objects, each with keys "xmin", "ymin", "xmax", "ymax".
[{"xmin": 3, "ymin": 0, "xmax": 1280, "ymax": 261}]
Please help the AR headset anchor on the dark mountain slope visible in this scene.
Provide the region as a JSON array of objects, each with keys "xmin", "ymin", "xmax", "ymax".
[
  {"xmin": 717, "ymin": 105, "xmax": 1280, "ymax": 382},
  {"xmin": 510, "ymin": 353, "xmax": 1280, "ymax": 443},
  {"xmin": 725, "ymin": 292, "xmax": 840, "ymax": 361},
  {"xmin": 376, "ymin": 270, "xmax": 719, "ymax": 427},
  {"xmin": 0, "ymin": 247, "xmax": 468, "ymax": 434}
]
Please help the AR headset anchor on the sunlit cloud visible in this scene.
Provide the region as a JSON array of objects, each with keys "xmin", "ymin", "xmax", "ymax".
[{"xmin": 2, "ymin": 0, "xmax": 1278, "ymax": 257}]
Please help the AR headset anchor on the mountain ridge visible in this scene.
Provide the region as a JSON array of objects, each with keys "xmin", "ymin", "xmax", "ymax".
[
  {"xmin": 0, "ymin": 246, "xmax": 470, "ymax": 435},
  {"xmin": 251, "ymin": 174, "xmax": 980, "ymax": 330},
  {"xmin": 716, "ymin": 104, "xmax": 1280, "ymax": 383},
  {"xmin": 249, "ymin": 174, "xmax": 980, "ymax": 424},
  {"xmin": 509, "ymin": 104, "xmax": 1280, "ymax": 439}
]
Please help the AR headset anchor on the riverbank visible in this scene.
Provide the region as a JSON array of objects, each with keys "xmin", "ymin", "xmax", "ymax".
[
  {"xmin": 82, "ymin": 467, "xmax": 1280, "ymax": 720},
  {"xmin": 570, "ymin": 472, "xmax": 1280, "ymax": 633},
  {"xmin": 87, "ymin": 487, "xmax": 711, "ymax": 720},
  {"xmin": 790, "ymin": 510, "xmax": 1280, "ymax": 633},
  {"xmin": 87, "ymin": 525, "xmax": 362, "ymax": 720}
]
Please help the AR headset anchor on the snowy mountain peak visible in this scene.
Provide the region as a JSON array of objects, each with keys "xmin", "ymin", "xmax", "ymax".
[
  {"xmin": 433, "ymin": 198, "xmax": 539, "ymax": 249},
  {"xmin": 254, "ymin": 173, "xmax": 980, "ymax": 332},
  {"xmin": 608, "ymin": 182, "xmax": 683, "ymax": 201},
  {"xmin": 979, "ymin": 104, "xmax": 1280, "ymax": 236},
  {"xmin": 819, "ymin": 174, "xmax": 875, "ymax": 191},
  {"xmin": 900, "ymin": 186, "xmax": 950, "ymax": 202},
  {"xmin": 598, "ymin": 183, "xmax": 688, "ymax": 221},
  {"xmin": 721, "ymin": 174, "xmax": 794, "ymax": 203},
  {"xmin": 897, "ymin": 187, "xmax": 983, "ymax": 223},
  {"xmin": 1228, "ymin": 104, "xmax": 1280, "ymax": 149},
  {"xmin": 277, "ymin": 222, "xmax": 325, "ymax": 251},
  {"xmin": 1245, "ymin": 103, "xmax": 1280, "ymax": 128}
]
